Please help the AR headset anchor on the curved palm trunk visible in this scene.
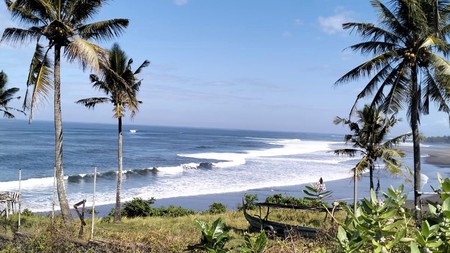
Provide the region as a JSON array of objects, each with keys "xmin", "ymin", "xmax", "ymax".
[
  {"xmin": 54, "ymin": 45, "xmax": 72, "ymax": 221},
  {"xmin": 114, "ymin": 116, "xmax": 123, "ymax": 222},
  {"xmin": 411, "ymin": 67, "xmax": 422, "ymax": 224}
]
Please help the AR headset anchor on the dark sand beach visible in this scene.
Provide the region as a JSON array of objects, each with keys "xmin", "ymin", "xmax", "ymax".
[
  {"xmin": 70, "ymin": 144, "xmax": 450, "ymax": 217},
  {"xmin": 424, "ymin": 148, "xmax": 450, "ymax": 167}
]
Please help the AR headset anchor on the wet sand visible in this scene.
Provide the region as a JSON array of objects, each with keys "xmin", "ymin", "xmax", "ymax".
[{"xmin": 423, "ymin": 148, "xmax": 450, "ymax": 167}]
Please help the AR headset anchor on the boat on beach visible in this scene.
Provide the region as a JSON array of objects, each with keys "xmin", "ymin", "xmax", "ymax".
[{"xmin": 242, "ymin": 202, "xmax": 324, "ymax": 238}]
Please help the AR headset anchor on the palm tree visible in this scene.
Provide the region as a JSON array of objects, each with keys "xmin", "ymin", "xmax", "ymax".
[
  {"xmin": 77, "ymin": 43, "xmax": 149, "ymax": 222},
  {"xmin": 0, "ymin": 71, "xmax": 24, "ymax": 118},
  {"xmin": 1, "ymin": 0, "xmax": 129, "ymax": 221},
  {"xmin": 336, "ymin": 0, "xmax": 450, "ymax": 222},
  {"xmin": 334, "ymin": 105, "xmax": 411, "ymax": 212}
]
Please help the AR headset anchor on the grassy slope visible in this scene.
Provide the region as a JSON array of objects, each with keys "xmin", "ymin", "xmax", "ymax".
[{"xmin": 0, "ymin": 209, "xmax": 341, "ymax": 252}]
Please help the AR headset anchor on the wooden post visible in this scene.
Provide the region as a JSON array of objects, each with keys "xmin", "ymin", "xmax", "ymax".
[
  {"xmin": 91, "ymin": 167, "xmax": 97, "ymax": 240},
  {"xmin": 18, "ymin": 169, "xmax": 22, "ymax": 230},
  {"xmin": 74, "ymin": 199, "xmax": 87, "ymax": 238}
]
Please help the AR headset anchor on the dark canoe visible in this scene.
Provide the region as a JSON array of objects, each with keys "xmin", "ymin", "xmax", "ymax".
[{"xmin": 243, "ymin": 206, "xmax": 318, "ymax": 238}]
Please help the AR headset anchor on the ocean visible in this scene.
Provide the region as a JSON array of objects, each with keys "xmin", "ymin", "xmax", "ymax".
[{"xmin": 0, "ymin": 120, "xmax": 445, "ymax": 213}]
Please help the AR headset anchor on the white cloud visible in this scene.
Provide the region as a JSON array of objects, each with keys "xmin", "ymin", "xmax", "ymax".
[
  {"xmin": 319, "ymin": 7, "xmax": 353, "ymax": 35},
  {"xmin": 174, "ymin": 0, "xmax": 188, "ymax": 6}
]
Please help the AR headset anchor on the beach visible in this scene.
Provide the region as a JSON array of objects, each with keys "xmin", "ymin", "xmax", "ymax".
[{"xmin": 86, "ymin": 143, "xmax": 449, "ymax": 217}]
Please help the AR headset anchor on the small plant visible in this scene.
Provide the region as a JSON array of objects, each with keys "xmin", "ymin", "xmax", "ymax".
[
  {"xmin": 303, "ymin": 177, "xmax": 333, "ymax": 206},
  {"xmin": 190, "ymin": 218, "xmax": 231, "ymax": 253},
  {"xmin": 206, "ymin": 202, "xmax": 227, "ymax": 214},
  {"xmin": 239, "ymin": 231, "xmax": 267, "ymax": 253}
]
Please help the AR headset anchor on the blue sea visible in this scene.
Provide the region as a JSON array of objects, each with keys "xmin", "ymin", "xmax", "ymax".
[{"xmin": 0, "ymin": 120, "xmax": 446, "ymax": 212}]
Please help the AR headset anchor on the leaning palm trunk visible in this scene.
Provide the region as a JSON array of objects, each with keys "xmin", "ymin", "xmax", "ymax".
[
  {"xmin": 114, "ymin": 116, "xmax": 123, "ymax": 222},
  {"xmin": 54, "ymin": 45, "xmax": 72, "ymax": 221}
]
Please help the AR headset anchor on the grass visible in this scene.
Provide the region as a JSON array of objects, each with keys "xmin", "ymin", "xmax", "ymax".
[{"xmin": 0, "ymin": 207, "xmax": 341, "ymax": 252}]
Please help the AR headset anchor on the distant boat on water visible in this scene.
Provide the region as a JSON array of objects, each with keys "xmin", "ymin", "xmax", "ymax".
[{"xmin": 129, "ymin": 129, "xmax": 137, "ymax": 133}]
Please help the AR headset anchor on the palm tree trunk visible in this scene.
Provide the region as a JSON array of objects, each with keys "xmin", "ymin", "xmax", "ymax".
[
  {"xmin": 353, "ymin": 168, "xmax": 357, "ymax": 214},
  {"xmin": 114, "ymin": 116, "xmax": 123, "ymax": 222},
  {"xmin": 54, "ymin": 44, "xmax": 72, "ymax": 222},
  {"xmin": 369, "ymin": 166, "xmax": 374, "ymax": 191},
  {"xmin": 411, "ymin": 66, "xmax": 422, "ymax": 225}
]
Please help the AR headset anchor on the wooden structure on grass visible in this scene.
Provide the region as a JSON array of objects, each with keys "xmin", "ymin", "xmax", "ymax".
[{"xmin": 0, "ymin": 191, "xmax": 20, "ymax": 218}]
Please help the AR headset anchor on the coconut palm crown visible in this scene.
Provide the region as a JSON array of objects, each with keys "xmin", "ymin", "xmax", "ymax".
[
  {"xmin": 334, "ymin": 105, "xmax": 411, "ymax": 190},
  {"xmin": 77, "ymin": 43, "xmax": 149, "ymax": 222},
  {"xmin": 0, "ymin": 71, "xmax": 24, "ymax": 118},
  {"xmin": 335, "ymin": 0, "xmax": 450, "ymax": 223},
  {"xmin": 1, "ymin": 0, "xmax": 129, "ymax": 221}
]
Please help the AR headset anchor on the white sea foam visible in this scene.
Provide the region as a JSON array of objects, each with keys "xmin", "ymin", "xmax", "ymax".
[
  {"xmin": 0, "ymin": 176, "xmax": 68, "ymax": 192},
  {"xmin": 155, "ymin": 166, "xmax": 184, "ymax": 174},
  {"xmin": 179, "ymin": 139, "xmax": 335, "ymax": 169}
]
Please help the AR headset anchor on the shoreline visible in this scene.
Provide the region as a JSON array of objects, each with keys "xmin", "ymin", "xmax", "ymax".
[{"xmin": 42, "ymin": 144, "xmax": 450, "ymax": 218}]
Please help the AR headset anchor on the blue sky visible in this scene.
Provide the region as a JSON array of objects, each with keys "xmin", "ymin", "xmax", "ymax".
[{"xmin": 0, "ymin": 0, "xmax": 449, "ymax": 136}]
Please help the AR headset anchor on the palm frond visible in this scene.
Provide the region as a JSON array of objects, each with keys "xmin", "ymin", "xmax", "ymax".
[
  {"xmin": 64, "ymin": 0, "xmax": 103, "ymax": 24},
  {"xmin": 6, "ymin": 0, "xmax": 45, "ymax": 25},
  {"xmin": 24, "ymin": 43, "xmax": 53, "ymax": 120},
  {"xmin": 64, "ymin": 37, "xmax": 108, "ymax": 71},
  {"xmin": 77, "ymin": 19, "xmax": 129, "ymax": 41},
  {"xmin": 1, "ymin": 27, "xmax": 41, "ymax": 45},
  {"xmin": 75, "ymin": 97, "xmax": 110, "ymax": 109},
  {"xmin": 133, "ymin": 60, "xmax": 150, "ymax": 75}
]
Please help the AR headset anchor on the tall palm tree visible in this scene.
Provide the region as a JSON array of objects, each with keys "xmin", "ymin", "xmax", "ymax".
[
  {"xmin": 0, "ymin": 71, "xmax": 24, "ymax": 118},
  {"xmin": 1, "ymin": 0, "xmax": 129, "ymax": 221},
  {"xmin": 334, "ymin": 105, "xmax": 411, "ymax": 212},
  {"xmin": 77, "ymin": 43, "xmax": 149, "ymax": 223},
  {"xmin": 336, "ymin": 0, "xmax": 450, "ymax": 223}
]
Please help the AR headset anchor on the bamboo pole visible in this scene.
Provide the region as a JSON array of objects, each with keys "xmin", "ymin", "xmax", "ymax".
[{"xmin": 90, "ymin": 167, "xmax": 97, "ymax": 240}]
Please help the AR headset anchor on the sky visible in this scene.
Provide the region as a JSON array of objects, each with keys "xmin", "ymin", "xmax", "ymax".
[{"xmin": 0, "ymin": 0, "xmax": 449, "ymax": 136}]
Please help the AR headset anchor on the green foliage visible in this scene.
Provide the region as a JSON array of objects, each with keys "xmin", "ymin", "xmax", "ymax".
[
  {"xmin": 239, "ymin": 231, "xmax": 267, "ymax": 253},
  {"xmin": 409, "ymin": 175, "xmax": 450, "ymax": 252},
  {"xmin": 154, "ymin": 205, "xmax": 196, "ymax": 217},
  {"xmin": 265, "ymin": 194, "xmax": 310, "ymax": 206},
  {"xmin": 239, "ymin": 194, "xmax": 259, "ymax": 211},
  {"xmin": 337, "ymin": 185, "xmax": 411, "ymax": 253},
  {"xmin": 22, "ymin": 209, "xmax": 34, "ymax": 216},
  {"xmin": 191, "ymin": 218, "xmax": 232, "ymax": 253},
  {"xmin": 121, "ymin": 197, "xmax": 155, "ymax": 218},
  {"xmin": 206, "ymin": 202, "xmax": 227, "ymax": 214},
  {"xmin": 120, "ymin": 197, "xmax": 196, "ymax": 218}
]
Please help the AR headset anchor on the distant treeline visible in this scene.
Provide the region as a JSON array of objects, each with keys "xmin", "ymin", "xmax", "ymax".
[{"xmin": 424, "ymin": 136, "xmax": 450, "ymax": 144}]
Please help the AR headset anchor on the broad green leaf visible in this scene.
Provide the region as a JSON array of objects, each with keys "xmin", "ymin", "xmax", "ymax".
[{"xmin": 410, "ymin": 242, "xmax": 420, "ymax": 253}]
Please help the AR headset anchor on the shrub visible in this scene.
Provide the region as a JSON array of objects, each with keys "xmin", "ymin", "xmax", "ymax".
[
  {"xmin": 265, "ymin": 194, "xmax": 310, "ymax": 206},
  {"xmin": 121, "ymin": 197, "xmax": 155, "ymax": 218},
  {"xmin": 206, "ymin": 202, "xmax": 227, "ymax": 214},
  {"xmin": 337, "ymin": 185, "xmax": 411, "ymax": 252},
  {"xmin": 238, "ymin": 194, "xmax": 258, "ymax": 211},
  {"xmin": 154, "ymin": 205, "xmax": 196, "ymax": 217}
]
